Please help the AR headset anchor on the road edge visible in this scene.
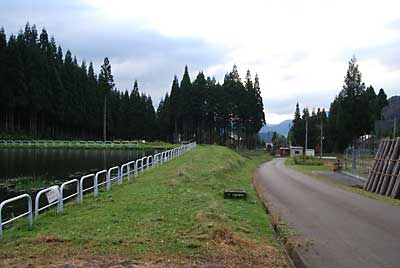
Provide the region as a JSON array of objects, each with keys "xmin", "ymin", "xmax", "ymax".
[{"xmin": 251, "ymin": 164, "xmax": 308, "ymax": 268}]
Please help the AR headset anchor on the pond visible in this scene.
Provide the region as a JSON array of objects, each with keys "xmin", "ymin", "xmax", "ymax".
[{"xmin": 0, "ymin": 147, "xmax": 159, "ymax": 221}]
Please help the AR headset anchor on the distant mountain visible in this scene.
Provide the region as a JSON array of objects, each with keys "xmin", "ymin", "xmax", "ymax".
[
  {"xmin": 259, "ymin": 119, "xmax": 291, "ymax": 137},
  {"xmin": 259, "ymin": 131, "xmax": 274, "ymax": 143},
  {"xmin": 383, "ymin": 96, "xmax": 400, "ymax": 120}
]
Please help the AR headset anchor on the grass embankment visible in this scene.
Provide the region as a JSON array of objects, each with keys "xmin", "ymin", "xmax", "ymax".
[
  {"xmin": 286, "ymin": 157, "xmax": 400, "ymax": 206},
  {"xmin": 0, "ymin": 145, "xmax": 287, "ymax": 268},
  {"xmin": 0, "ymin": 141, "xmax": 177, "ymax": 150}
]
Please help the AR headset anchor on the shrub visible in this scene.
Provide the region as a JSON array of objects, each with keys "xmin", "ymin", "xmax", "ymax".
[{"xmin": 292, "ymin": 156, "xmax": 323, "ymax": 166}]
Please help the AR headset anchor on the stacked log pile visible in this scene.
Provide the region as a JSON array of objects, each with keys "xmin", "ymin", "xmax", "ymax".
[{"xmin": 365, "ymin": 137, "xmax": 400, "ymax": 199}]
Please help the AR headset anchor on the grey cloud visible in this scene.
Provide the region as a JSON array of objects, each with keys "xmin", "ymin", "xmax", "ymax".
[
  {"xmin": 341, "ymin": 39, "xmax": 400, "ymax": 72},
  {"xmin": 362, "ymin": 43, "xmax": 400, "ymax": 71},
  {"xmin": 0, "ymin": 0, "xmax": 89, "ymax": 33},
  {"xmin": 264, "ymin": 90, "xmax": 336, "ymax": 116},
  {"xmin": 1, "ymin": 0, "xmax": 229, "ymax": 106},
  {"xmin": 282, "ymin": 74, "xmax": 296, "ymax": 81},
  {"xmin": 288, "ymin": 51, "xmax": 308, "ymax": 63},
  {"xmin": 388, "ymin": 18, "xmax": 400, "ymax": 30},
  {"xmin": 280, "ymin": 51, "xmax": 308, "ymax": 68}
]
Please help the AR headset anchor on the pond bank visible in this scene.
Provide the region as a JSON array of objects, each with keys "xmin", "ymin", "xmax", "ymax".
[{"xmin": 0, "ymin": 147, "xmax": 161, "ymax": 219}]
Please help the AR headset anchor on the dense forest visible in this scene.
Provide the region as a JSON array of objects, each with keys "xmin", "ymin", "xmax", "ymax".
[
  {"xmin": 290, "ymin": 56, "xmax": 388, "ymax": 152},
  {"xmin": 0, "ymin": 24, "xmax": 265, "ymax": 147},
  {"xmin": 157, "ymin": 66, "xmax": 265, "ymax": 148},
  {"xmin": 0, "ymin": 24, "xmax": 157, "ymax": 140}
]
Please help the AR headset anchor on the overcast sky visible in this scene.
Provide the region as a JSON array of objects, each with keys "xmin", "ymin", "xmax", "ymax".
[{"xmin": 1, "ymin": 0, "xmax": 399, "ymax": 124}]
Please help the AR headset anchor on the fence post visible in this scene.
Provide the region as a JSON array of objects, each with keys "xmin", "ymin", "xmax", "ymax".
[
  {"xmin": 107, "ymin": 169, "xmax": 111, "ymax": 191},
  {"xmin": 134, "ymin": 160, "xmax": 138, "ymax": 178},
  {"xmin": 118, "ymin": 165, "xmax": 122, "ymax": 185},
  {"xmin": 141, "ymin": 157, "xmax": 146, "ymax": 174},
  {"xmin": 60, "ymin": 179, "xmax": 79, "ymax": 213},
  {"xmin": 94, "ymin": 171, "xmax": 104, "ymax": 196}
]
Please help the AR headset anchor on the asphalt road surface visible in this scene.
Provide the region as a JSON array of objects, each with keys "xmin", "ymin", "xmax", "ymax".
[{"xmin": 255, "ymin": 158, "xmax": 400, "ymax": 268}]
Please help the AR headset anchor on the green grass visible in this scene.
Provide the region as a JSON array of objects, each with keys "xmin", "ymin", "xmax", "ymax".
[
  {"xmin": 0, "ymin": 145, "xmax": 285, "ymax": 266},
  {"xmin": 287, "ymin": 156, "xmax": 323, "ymax": 166},
  {"xmin": 286, "ymin": 158, "xmax": 400, "ymax": 206}
]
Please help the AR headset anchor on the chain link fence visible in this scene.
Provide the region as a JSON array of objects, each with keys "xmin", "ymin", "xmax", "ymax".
[{"xmin": 343, "ymin": 136, "xmax": 380, "ymax": 179}]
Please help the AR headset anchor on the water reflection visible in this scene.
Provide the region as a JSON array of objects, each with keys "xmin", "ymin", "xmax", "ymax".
[{"xmin": 0, "ymin": 148, "xmax": 158, "ymax": 203}]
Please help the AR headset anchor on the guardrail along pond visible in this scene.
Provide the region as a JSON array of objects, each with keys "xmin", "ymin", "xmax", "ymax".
[{"xmin": 0, "ymin": 142, "xmax": 196, "ymax": 239}]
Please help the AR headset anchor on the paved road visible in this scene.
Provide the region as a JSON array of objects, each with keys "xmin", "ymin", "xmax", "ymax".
[{"xmin": 255, "ymin": 158, "xmax": 400, "ymax": 268}]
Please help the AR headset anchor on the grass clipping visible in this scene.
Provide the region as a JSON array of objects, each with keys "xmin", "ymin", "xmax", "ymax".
[{"xmin": 0, "ymin": 145, "xmax": 287, "ymax": 268}]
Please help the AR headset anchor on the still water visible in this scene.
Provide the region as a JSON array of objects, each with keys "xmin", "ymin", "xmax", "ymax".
[{"xmin": 0, "ymin": 148, "xmax": 158, "ymax": 220}]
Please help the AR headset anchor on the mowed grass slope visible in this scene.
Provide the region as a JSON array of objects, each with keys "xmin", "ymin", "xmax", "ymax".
[{"xmin": 0, "ymin": 145, "xmax": 287, "ymax": 268}]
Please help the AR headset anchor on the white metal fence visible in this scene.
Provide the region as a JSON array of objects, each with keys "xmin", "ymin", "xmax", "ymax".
[
  {"xmin": 0, "ymin": 142, "xmax": 196, "ymax": 239},
  {"xmin": 0, "ymin": 140, "xmax": 144, "ymax": 147}
]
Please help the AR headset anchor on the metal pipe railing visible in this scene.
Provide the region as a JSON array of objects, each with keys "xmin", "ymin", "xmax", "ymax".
[
  {"xmin": 79, "ymin": 174, "xmax": 95, "ymax": 203},
  {"xmin": 0, "ymin": 142, "xmax": 197, "ymax": 239},
  {"xmin": 0, "ymin": 194, "xmax": 32, "ymax": 239},
  {"xmin": 0, "ymin": 140, "xmax": 145, "ymax": 147},
  {"xmin": 95, "ymin": 170, "xmax": 107, "ymax": 195},
  {"xmin": 35, "ymin": 186, "xmax": 61, "ymax": 221},
  {"xmin": 60, "ymin": 179, "xmax": 79, "ymax": 212},
  {"xmin": 107, "ymin": 166, "xmax": 120, "ymax": 191}
]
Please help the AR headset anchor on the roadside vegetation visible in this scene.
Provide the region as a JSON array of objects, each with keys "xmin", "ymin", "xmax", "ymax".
[
  {"xmin": 286, "ymin": 157, "xmax": 400, "ymax": 206},
  {"xmin": 286, "ymin": 156, "xmax": 323, "ymax": 166},
  {"xmin": 0, "ymin": 145, "xmax": 287, "ymax": 268}
]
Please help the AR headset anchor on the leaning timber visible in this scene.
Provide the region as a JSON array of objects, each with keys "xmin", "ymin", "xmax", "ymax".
[
  {"xmin": 379, "ymin": 138, "xmax": 400, "ymax": 195},
  {"xmin": 386, "ymin": 148, "xmax": 400, "ymax": 196},
  {"xmin": 391, "ymin": 168, "xmax": 400, "ymax": 198},
  {"xmin": 365, "ymin": 140, "xmax": 385, "ymax": 191},
  {"xmin": 370, "ymin": 139, "xmax": 391, "ymax": 192},
  {"xmin": 365, "ymin": 138, "xmax": 400, "ymax": 200},
  {"xmin": 375, "ymin": 139, "xmax": 396, "ymax": 193},
  {"xmin": 366, "ymin": 138, "xmax": 387, "ymax": 191}
]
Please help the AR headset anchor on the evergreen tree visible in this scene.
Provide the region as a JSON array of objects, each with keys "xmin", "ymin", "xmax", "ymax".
[
  {"xmin": 169, "ymin": 76, "xmax": 181, "ymax": 142},
  {"xmin": 0, "ymin": 24, "xmax": 159, "ymax": 140},
  {"xmin": 325, "ymin": 57, "xmax": 388, "ymax": 152},
  {"xmin": 376, "ymin": 88, "xmax": 388, "ymax": 119},
  {"xmin": 98, "ymin": 57, "xmax": 114, "ymax": 140},
  {"xmin": 291, "ymin": 103, "xmax": 304, "ymax": 146},
  {"xmin": 180, "ymin": 65, "xmax": 193, "ymax": 140},
  {"xmin": 0, "ymin": 24, "xmax": 265, "ymax": 146},
  {"xmin": 365, "ymin": 85, "xmax": 377, "ymax": 132}
]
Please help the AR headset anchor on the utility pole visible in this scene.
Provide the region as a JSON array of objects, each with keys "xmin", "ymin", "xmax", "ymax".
[
  {"xmin": 103, "ymin": 96, "xmax": 107, "ymax": 141},
  {"xmin": 305, "ymin": 118, "xmax": 308, "ymax": 153},
  {"xmin": 394, "ymin": 117, "xmax": 397, "ymax": 138},
  {"xmin": 320, "ymin": 119, "xmax": 323, "ymax": 159}
]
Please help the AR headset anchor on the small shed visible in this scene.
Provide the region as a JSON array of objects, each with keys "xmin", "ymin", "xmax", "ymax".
[
  {"xmin": 265, "ymin": 142, "xmax": 273, "ymax": 150},
  {"xmin": 279, "ymin": 147, "xmax": 290, "ymax": 157},
  {"xmin": 305, "ymin": 149, "xmax": 315, "ymax": 157},
  {"xmin": 290, "ymin": 146, "xmax": 303, "ymax": 157}
]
